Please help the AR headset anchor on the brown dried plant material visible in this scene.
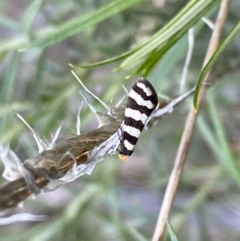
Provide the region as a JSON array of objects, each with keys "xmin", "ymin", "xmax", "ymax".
[
  {"xmin": 0, "ymin": 110, "xmax": 123, "ymax": 211},
  {"xmin": 0, "ymin": 83, "xmax": 194, "ymax": 213}
]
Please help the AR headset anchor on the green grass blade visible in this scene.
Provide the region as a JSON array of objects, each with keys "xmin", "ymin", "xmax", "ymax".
[
  {"xmin": 197, "ymin": 115, "xmax": 219, "ymax": 155},
  {"xmin": 124, "ymin": 224, "xmax": 149, "ymax": 241},
  {"xmin": 0, "ymin": 52, "xmax": 20, "ymax": 138},
  {"xmin": 119, "ymin": 0, "xmax": 220, "ymax": 68},
  {"xmin": 143, "ymin": 33, "xmax": 187, "ymax": 78},
  {"xmin": 117, "ymin": 30, "xmax": 187, "ymax": 78},
  {"xmin": 70, "ymin": 47, "xmax": 139, "ymax": 69},
  {"xmin": 0, "ymin": 53, "xmax": 20, "ymax": 103},
  {"xmin": 33, "ymin": 50, "xmax": 46, "ymax": 104},
  {"xmin": 21, "ymin": 0, "xmax": 143, "ymax": 51},
  {"xmin": 21, "ymin": 0, "xmax": 42, "ymax": 34},
  {"xmin": 74, "ymin": 0, "xmax": 214, "ymax": 74},
  {"xmin": 206, "ymin": 91, "xmax": 240, "ymax": 186},
  {"xmin": 193, "ymin": 20, "xmax": 240, "ymax": 109},
  {"xmin": 167, "ymin": 222, "xmax": 178, "ymax": 241},
  {"xmin": 197, "ymin": 113, "xmax": 240, "ymax": 187}
]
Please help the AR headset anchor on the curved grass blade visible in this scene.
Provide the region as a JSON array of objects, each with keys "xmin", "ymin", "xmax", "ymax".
[
  {"xmin": 20, "ymin": 0, "xmax": 143, "ymax": 51},
  {"xmin": 74, "ymin": 0, "xmax": 219, "ymax": 72},
  {"xmin": 119, "ymin": 0, "xmax": 220, "ymax": 68},
  {"xmin": 193, "ymin": 21, "xmax": 240, "ymax": 110},
  {"xmin": 70, "ymin": 47, "xmax": 139, "ymax": 69},
  {"xmin": 125, "ymin": 30, "xmax": 187, "ymax": 79},
  {"xmin": 125, "ymin": 49, "xmax": 159, "ymax": 79},
  {"xmin": 72, "ymin": 0, "xmax": 219, "ymax": 73}
]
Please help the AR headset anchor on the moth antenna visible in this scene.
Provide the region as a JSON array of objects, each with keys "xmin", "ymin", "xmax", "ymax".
[{"xmin": 72, "ymin": 71, "xmax": 109, "ymax": 111}]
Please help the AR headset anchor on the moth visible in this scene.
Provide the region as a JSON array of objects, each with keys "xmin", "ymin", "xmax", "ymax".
[{"xmin": 119, "ymin": 78, "xmax": 158, "ymax": 160}]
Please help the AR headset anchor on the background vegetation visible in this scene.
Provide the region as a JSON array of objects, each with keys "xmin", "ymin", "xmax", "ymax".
[{"xmin": 0, "ymin": 0, "xmax": 240, "ymax": 240}]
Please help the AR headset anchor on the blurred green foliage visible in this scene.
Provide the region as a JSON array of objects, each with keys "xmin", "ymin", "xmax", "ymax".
[{"xmin": 0, "ymin": 0, "xmax": 240, "ymax": 240}]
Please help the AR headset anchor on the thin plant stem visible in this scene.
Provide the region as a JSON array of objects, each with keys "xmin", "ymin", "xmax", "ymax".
[{"xmin": 152, "ymin": 1, "xmax": 232, "ymax": 240}]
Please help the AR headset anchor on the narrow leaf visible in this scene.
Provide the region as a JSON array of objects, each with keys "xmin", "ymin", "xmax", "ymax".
[
  {"xmin": 120, "ymin": 0, "xmax": 220, "ymax": 68},
  {"xmin": 193, "ymin": 20, "xmax": 240, "ymax": 109},
  {"xmin": 167, "ymin": 222, "xmax": 178, "ymax": 241},
  {"xmin": 71, "ymin": 0, "xmax": 219, "ymax": 72},
  {"xmin": 21, "ymin": 0, "xmax": 143, "ymax": 51},
  {"xmin": 70, "ymin": 47, "xmax": 138, "ymax": 69}
]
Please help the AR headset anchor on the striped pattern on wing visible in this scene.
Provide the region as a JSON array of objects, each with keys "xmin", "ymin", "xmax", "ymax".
[{"xmin": 119, "ymin": 78, "xmax": 158, "ymax": 158}]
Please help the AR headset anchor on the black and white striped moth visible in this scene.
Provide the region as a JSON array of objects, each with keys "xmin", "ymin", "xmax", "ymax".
[{"xmin": 119, "ymin": 78, "xmax": 158, "ymax": 160}]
